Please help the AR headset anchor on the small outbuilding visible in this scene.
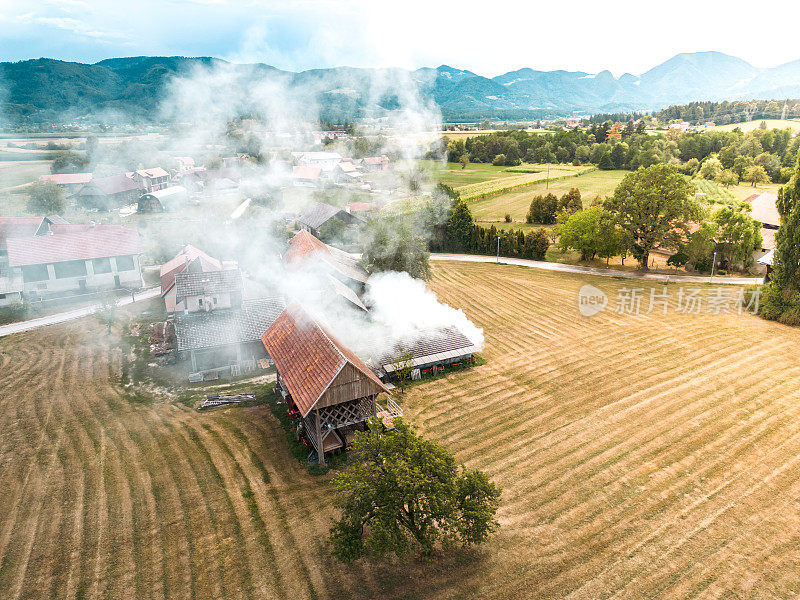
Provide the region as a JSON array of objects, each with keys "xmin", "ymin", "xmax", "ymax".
[{"xmin": 137, "ymin": 186, "xmax": 189, "ymax": 213}]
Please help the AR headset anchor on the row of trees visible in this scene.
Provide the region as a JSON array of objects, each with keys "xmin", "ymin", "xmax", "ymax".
[{"xmin": 445, "ymin": 125, "xmax": 800, "ymax": 185}]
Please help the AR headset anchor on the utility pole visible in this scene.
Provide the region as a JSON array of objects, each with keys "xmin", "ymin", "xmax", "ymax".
[
  {"xmin": 710, "ymin": 250, "xmax": 717, "ymax": 281},
  {"xmin": 496, "ymin": 235, "xmax": 500, "ymax": 263},
  {"xmin": 546, "ymin": 164, "xmax": 550, "ymax": 189}
]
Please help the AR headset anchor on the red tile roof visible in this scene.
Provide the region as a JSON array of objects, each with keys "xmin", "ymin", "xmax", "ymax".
[
  {"xmin": 6, "ymin": 224, "xmax": 141, "ymax": 267},
  {"xmin": 292, "ymin": 165, "xmax": 322, "ymax": 180},
  {"xmin": 136, "ymin": 167, "xmax": 169, "ymax": 179},
  {"xmin": 39, "ymin": 173, "xmax": 93, "ymax": 185},
  {"xmin": 346, "ymin": 202, "xmax": 372, "ymax": 212},
  {"xmin": 261, "ymin": 303, "xmax": 388, "ymax": 417},
  {"xmin": 160, "ymin": 244, "xmax": 221, "ymax": 296},
  {"xmin": 0, "ymin": 217, "xmax": 44, "ymax": 249},
  {"xmin": 284, "ymin": 230, "xmax": 369, "ymax": 284}
]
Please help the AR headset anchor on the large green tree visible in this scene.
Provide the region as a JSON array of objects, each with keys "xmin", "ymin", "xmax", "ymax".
[
  {"xmin": 361, "ymin": 215, "xmax": 431, "ymax": 280},
  {"xmin": 761, "ymin": 155, "xmax": 800, "ymax": 324},
  {"xmin": 27, "ymin": 181, "xmax": 65, "ymax": 215},
  {"xmin": 329, "ymin": 419, "xmax": 501, "ymax": 562},
  {"xmin": 713, "ymin": 206, "xmax": 762, "ymax": 269},
  {"xmin": 604, "ymin": 164, "xmax": 700, "ymax": 271}
]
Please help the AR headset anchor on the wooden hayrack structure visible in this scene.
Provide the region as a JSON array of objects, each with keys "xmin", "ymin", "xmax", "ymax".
[{"xmin": 262, "ymin": 303, "xmax": 390, "ymax": 465}]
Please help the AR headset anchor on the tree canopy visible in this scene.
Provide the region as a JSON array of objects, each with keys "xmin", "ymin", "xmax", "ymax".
[
  {"xmin": 361, "ymin": 214, "xmax": 431, "ymax": 280},
  {"xmin": 27, "ymin": 181, "xmax": 65, "ymax": 215},
  {"xmin": 328, "ymin": 419, "xmax": 501, "ymax": 562},
  {"xmin": 604, "ymin": 164, "xmax": 700, "ymax": 271}
]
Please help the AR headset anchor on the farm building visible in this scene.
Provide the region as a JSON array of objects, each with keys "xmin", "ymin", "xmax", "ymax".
[
  {"xmin": 261, "ymin": 303, "xmax": 391, "ymax": 465},
  {"xmin": 1, "ymin": 219, "xmax": 142, "ymax": 301},
  {"xmin": 371, "ymin": 327, "xmax": 481, "ymax": 382},
  {"xmin": 75, "ymin": 174, "xmax": 143, "ymax": 210},
  {"xmin": 174, "ymin": 296, "xmax": 285, "ymax": 380},
  {"xmin": 137, "ymin": 186, "xmax": 189, "ymax": 213},
  {"xmin": 38, "ymin": 173, "xmax": 93, "ymax": 194},
  {"xmin": 160, "ymin": 245, "xmax": 222, "ymax": 313},
  {"xmin": 0, "ymin": 216, "xmax": 65, "ymax": 306},
  {"xmin": 133, "ymin": 167, "xmax": 170, "ymax": 192},
  {"xmin": 284, "ymin": 229, "xmax": 369, "ymax": 290},
  {"xmin": 297, "ymin": 201, "xmax": 363, "ymax": 237}
]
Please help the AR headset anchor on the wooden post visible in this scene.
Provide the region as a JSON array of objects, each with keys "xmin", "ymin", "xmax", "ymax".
[{"xmin": 315, "ymin": 406, "xmax": 326, "ymax": 466}]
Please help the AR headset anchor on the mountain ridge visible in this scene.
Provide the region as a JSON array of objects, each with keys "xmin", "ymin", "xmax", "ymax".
[{"xmin": 2, "ymin": 51, "xmax": 800, "ymax": 124}]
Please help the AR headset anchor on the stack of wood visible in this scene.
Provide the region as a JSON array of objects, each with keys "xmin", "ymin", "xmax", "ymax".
[
  {"xmin": 149, "ymin": 321, "xmax": 175, "ymax": 356},
  {"xmin": 198, "ymin": 393, "xmax": 256, "ymax": 410}
]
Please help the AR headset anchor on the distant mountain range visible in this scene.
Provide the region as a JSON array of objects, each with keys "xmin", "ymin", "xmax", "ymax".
[{"xmin": 3, "ymin": 52, "xmax": 800, "ymax": 124}]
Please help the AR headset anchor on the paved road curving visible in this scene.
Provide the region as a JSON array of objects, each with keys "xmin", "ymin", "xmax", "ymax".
[
  {"xmin": 430, "ymin": 253, "xmax": 764, "ymax": 286},
  {"xmin": 0, "ymin": 286, "xmax": 161, "ymax": 338}
]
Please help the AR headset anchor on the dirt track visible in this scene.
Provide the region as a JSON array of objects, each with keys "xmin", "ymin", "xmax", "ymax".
[{"xmin": 2, "ymin": 261, "xmax": 800, "ymax": 599}]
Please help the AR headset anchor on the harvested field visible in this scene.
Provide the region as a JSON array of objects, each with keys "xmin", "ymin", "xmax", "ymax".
[{"xmin": 3, "ymin": 261, "xmax": 800, "ymax": 598}]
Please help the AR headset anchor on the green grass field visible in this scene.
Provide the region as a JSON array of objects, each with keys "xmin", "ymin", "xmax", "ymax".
[
  {"xmin": 0, "ymin": 160, "xmax": 52, "ymax": 191},
  {"xmin": 468, "ymin": 169, "xmax": 627, "ymax": 222}
]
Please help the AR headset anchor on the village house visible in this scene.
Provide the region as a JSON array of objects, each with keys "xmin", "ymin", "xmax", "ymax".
[
  {"xmin": 361, "ymin": 155, "xmax": 390, "ymax": 171},
  {"xmin": 132, "ymin": 167, "xmax": 170, "ymax": 192},
  {"xmin": 0, "ymin": 217, "xmax": 142, "ymax": 303},
  {"xmin": 261, "ymin": 303, "xmax": 391, "ymax": 465},
  {"xmin": 75, "ymin": 174, "xmax": 143, "ymax": 211},
  {"xmin": 160, "ymin": 245, "xmax": 222, "ymax": 313},
  {"xmin": 297, "ymin": 201, "xmax": 363, "ymax": 237},
  {"xmin": 0, "ymin": 216, "xmax": 61, "ymax": 306},
  {"xmin": 747, "ymin": 192, "xmax": 780, "ymax": 268}
]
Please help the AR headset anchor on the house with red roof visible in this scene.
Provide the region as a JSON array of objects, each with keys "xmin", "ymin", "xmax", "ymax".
[{"xmin": 1, "ymin": 217, "xmax": 142, "ymax": 301}]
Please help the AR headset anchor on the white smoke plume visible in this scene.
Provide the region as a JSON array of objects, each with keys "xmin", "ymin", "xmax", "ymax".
[{"xmin": 150, "ymin": 57, "xmax": 481, "ymax": 362}]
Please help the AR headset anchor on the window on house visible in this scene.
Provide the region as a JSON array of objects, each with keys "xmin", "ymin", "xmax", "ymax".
[
  {"xmin": 92, "ymin": 257, "xmax": 112, "ymax": 274},
  {"xmin": 22, "ymin": 264, "xmax": 49, "ymax": 283},
  {"xmin": 198, "ymin": 298, "xmax": 204, "ymax": 306},
  {"xmin": 53, "ymin": 260, "xmax": 88, "ymax": 279},
  {"xmin": 115, "ymin": 255, "xmax": 135, "ymax": 271}
]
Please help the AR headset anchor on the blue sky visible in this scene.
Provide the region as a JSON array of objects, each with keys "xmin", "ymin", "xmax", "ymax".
[{"xmin": 1, "ymin": 0, "xmax": 800, "ymax": 77}]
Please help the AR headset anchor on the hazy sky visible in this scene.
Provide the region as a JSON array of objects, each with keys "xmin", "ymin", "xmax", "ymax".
[{"xmin": 1, "ymin": 0, "xmax": 799, "ymax": 76}]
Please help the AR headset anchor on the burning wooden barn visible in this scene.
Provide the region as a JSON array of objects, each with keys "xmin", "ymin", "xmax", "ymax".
[
  {"xmin": 372, "ymin": 327, "xmax": 481, "ymax": 382},
  {"xmin": 261, "ymin": 303, "xmax": 390, "ymax": 465}
]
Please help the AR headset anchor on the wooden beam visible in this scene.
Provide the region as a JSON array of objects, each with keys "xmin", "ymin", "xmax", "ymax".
[{"xmin": 315, "ymin": 406, "xmax": 326, "ymax": 466}]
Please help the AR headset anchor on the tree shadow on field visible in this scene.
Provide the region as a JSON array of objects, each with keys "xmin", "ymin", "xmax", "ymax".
[{"xmin": 341, "ymin": 546, "xmax": 495, "ymax": 600}]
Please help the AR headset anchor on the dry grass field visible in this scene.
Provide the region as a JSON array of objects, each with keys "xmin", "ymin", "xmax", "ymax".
[{"xmin": 3, "ymin": 261, "xmax": 800, "ymax": 599}]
